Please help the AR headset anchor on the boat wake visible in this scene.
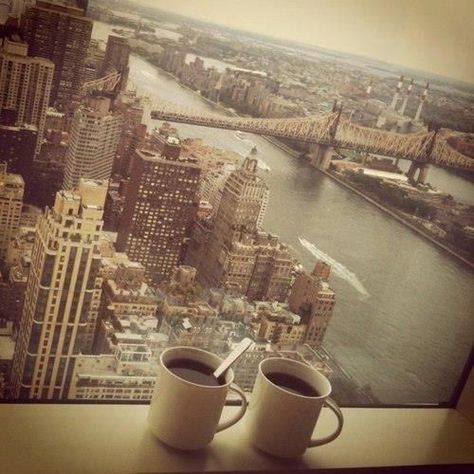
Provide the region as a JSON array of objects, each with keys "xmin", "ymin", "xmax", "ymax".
[
  {"xmin": 257, "ymin": 159, "xmax": 271, "ymax": 172},
  {"xmin": 299, "ymin": 238, "xmax": 370, "ymax": 298}
]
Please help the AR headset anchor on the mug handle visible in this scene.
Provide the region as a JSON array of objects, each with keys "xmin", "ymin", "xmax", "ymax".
[
  {"xmin": 216, "ymin": 383, "xmax": 247, "ymax": 433},
  {"xmin": 308, "ymin": 397, "xmax": 344, "ymax": 447}
]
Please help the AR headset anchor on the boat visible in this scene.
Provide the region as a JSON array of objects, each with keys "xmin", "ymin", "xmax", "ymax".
[
  {"xmin": 235, "ymin": 130, "xmax": 246, "ymax": 140},
  {"xmin": 250, "ymin": 145, "xmax": 257, "ymax": 154},
  {"xmin": 257, "ymin": 159, "xmax": 271, "ymax": 172}
]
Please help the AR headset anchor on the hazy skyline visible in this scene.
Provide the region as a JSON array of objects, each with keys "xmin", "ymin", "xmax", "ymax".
[{"xmin": 135, "ymin": 0, "xmax": 474, "ymax": 84}]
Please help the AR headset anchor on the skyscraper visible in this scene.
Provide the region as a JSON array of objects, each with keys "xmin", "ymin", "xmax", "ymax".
[
  {"xmin": 63, "ymin": 96, "xmax": 122, "ymax": 190},
  {"xmin": 101, "ymin": 35, "xmax": 130, "ymax": 91},
  {"xmin": 0, "ymin": 36, "xmax": 54, "ymax": 156},
  {"xmin": 21, "ymin": 0, "xmax": 92, "ymax": 111},
  {"xmin": 11, "ymin": 179, "xmax": 107, "ymax": 400},
  {"xmin": 195, "ymin": 157, "xmax": 268, "ymax": 284},
  {"xmin": 116, "ymin": 147, "xmax": 201, "ymax": 284},
  {"xmin": 0, "ymin": 163, "xmax": 24, "ymax": 259}
]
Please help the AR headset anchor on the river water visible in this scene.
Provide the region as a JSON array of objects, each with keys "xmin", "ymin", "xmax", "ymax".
[{"xmin": 93, "ymin": 21, "xmax": 474, "ymax": 404}]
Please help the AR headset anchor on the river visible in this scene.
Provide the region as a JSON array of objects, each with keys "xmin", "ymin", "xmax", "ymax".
[{"xmin": 93, "ymin": 21, "xmax": 474, "ymax": 405}]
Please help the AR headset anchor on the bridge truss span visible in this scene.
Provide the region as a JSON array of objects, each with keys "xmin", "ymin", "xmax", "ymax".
[
  {"xmin": 335, "ymin": 120, "xmax": 436, "ymax": 162},
  {"xmin": 149, "ymin": 99, "xmax": 474, "ymax": 171},
  {"xmin": 81, "ymin": 71, "xmax": 122, "ymax": 95}
]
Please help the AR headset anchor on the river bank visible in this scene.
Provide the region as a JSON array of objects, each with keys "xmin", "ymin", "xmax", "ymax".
[{"xmin": 322, "ymin": 169, "xmax": 474, "ymax": 270}]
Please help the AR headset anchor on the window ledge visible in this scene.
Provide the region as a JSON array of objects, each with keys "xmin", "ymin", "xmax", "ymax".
[{"xmin": 1, "ymin": 404, "xmax": 473, "ymax": 473}]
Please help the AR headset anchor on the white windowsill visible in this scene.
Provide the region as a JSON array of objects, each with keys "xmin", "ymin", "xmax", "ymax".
[{"xmin": 1, "ymin": 404, "xmax": 473, "ymax": 473}]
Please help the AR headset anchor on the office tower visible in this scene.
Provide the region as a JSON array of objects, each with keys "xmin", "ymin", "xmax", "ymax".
[
  {"xmin": 114, "ymin": 92, "xmax": 146, "ymax": 176},
  {"xmin": 0, "ymin": 36, "xmax": 54, "ymax": 156},
  {"xmin": 21, "ymin": 0, "xmax": 92, "ymax": 111},
  {"xmin": 10, "ymin": 179, "xmax": 107, "ymax": 400},
  {"xmin": 0, "ymin": 163, "xmax": 24, "ymax": 260},
  {"xmin": 116, "ymin": 147, "xmax": 201, "ymax": 285},
  {"xmin": 213, "ymin": 157, "xmax": 269, "ymax": 246},
  {"xmin": 188, "ymin": 158, "xmax": 292, "ymax": 301},
  {"xmin": 101, "ymin": 35, "xmax": 130, "ymax": 91},
  {"xmin": 63, "ymin": 96, "xmax": 122, "ymax": 190},
  {"xmin": 196, "ymin": 158, "xmax": 269, "ymax": 283},
  {"xmin": 288, "ymin": 261, "xmax": 336, "ymax": 347}
]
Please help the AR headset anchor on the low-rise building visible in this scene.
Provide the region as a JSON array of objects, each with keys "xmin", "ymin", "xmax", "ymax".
[{"xmin": 68, "ymin": 343, "xmax": 157, "ymax": 401}]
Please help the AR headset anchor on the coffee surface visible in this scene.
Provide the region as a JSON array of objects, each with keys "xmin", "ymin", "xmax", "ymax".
[
  {"xmin": 266, "ymin": 372, "xmax": 320, "ymax": 397},
  {"xmin": 166, "ymin": 358, "xmax": 224, "ymax": 386}
]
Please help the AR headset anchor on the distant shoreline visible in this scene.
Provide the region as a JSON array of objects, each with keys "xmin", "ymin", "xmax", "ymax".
[{"xmin": 322, "ymin": 170, "xmax": 474, "ymax": 270}]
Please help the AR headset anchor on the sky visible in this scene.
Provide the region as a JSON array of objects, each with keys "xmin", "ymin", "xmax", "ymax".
[{"xmin": 135, "ymin": 0, "xmax": 474, "ymax": 84}]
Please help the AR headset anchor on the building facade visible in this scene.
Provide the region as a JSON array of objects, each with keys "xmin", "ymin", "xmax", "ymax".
[
  {"xmin": 0, "ymin": 163, "xmax": 24, "ymax": 259},
  {"xmin": 10, "ymin": 179, "xmax": 107, "ymax": 400},
  {"xmin": 21, "ymin": 0, "xmax": 92, "ymax": 111},
  {"xmin": 116, "ymin": 148, "xmax": 201, "ymax": 284},
  {"xmin": 68, "ymin": 344, "xmax": 156, "ymax": 401},
  {"xmin": 101, "ymin": 35, "xmax": 130, "ymax": 91},
  {"xmin": 63, "ymin": 96, "xmax": 122, "ymax": 190},
  {"xmin": 0, "ymin": 37, "xmax": 54, "ymax": 156},
  {"xmin": 288, "ymin": 261, "xmax": 336, "ymax": 347}
]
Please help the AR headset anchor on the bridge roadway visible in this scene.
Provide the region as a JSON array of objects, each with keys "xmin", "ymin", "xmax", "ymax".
[{"xmin": 149, "ymin": 105, "xmax": 474, "ymax": 171}]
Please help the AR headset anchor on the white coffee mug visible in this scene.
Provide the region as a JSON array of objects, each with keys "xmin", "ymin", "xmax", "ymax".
[
  {"xmin": 148, "ymin": 346, "xmax": 247, "ymax": 450},
  {"xmin": 247, "ymin": 357, "xmax": 344, "ymax": 457}
]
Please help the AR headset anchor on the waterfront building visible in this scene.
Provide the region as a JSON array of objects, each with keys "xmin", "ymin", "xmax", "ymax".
[
  {"xmin": 0, "ymin": 163, "xmax": 24, "ymax": 260},
  {"xmin": 218, "ymin": 232, "xmax": 295, "ymax": 302},
  {"xmin": 116, "ymin": 148, "xmax": 201, "ymax": 285},
  {"xmin": 10, "ymin": 179, "xmax": 107, "ymax": 400},
  {"xmin": 63, "ymin": 96, "xmax": 122, "ymax": 190},
  {"xmin": 21, "ymin": 0, "xmax": 92, "ymax": 111},
  {"xmin": 288, "ymin": 261, "xmax": 336, "ymax": 347},
  {"xmin": 0, "ymin": 36, "xmax": 54, "ymax": 156},
  {"xmin": 190, "ymin": 158, "xmax": 293, "ymax": 300}
]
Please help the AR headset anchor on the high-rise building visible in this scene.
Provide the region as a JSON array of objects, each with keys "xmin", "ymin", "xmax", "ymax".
[
  {"xmin": 288, "ymin": 261, "xmax": 336, "ymax": 347},
  {"xmin": 0, "ymin": 122, "xmax": 37, "ymax": 175},
  {"xmin": 192, "ymin": 158, "xmax": 271, "ymax": 287},
  {"xmin": 116, "ymin": 147, "xmax": 201, "ymax": 285},
  {"xmin": 0, "ymin": 163, "xmax": 24, "ymax": 260},
  {"xmin": 63, "ymin": 96, "xmax": 122, "ymax": 190},
  {"xmin": 0, "ymin": 36, "xmax": 54, "ymax": 156},
  {"xmin": 10, "ymin": 179, "xmax": 107, "ymax": 400},
  {"xmin": 101, "ymin": 35, "xmax": 130, "ymax": 91},
  {"xmin": 21, "ymin": 0, "xmax": 92, "ymax": 111}
]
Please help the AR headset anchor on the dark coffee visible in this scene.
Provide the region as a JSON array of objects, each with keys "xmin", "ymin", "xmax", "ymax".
[
  {"xmin": 166, "ymin": 358, "xmax": 225, "ymax": 386},
  {"xmin": 266, "ymin": 372, "xmax": 319, "ymax": 397}
]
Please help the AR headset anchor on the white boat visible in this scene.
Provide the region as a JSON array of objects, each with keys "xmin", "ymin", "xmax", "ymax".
[{"xmin": 257, "ymin": 159, "xmax": 271, "ymax": 172}]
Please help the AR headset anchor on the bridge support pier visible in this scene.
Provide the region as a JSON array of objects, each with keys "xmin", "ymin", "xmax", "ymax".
[
  {"xmin": 309, "ymin": 144, "xmax": 334, "ymax": 171},
  {"xmin": 407, "ymin": 162, "xmax": 429, "ymax": 185},
  {"xmin": 417, "ymin": 164, "xmax": 429, "ymax": 184}
]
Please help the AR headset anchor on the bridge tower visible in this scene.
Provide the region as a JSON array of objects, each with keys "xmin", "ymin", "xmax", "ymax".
[
  {"xmin": 309, "ymin": 101, "xmax": 342, "ymax": 171},
  {"xmin": 406, "ymin": 125, "xmax": 438, "ymax": 184}
]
